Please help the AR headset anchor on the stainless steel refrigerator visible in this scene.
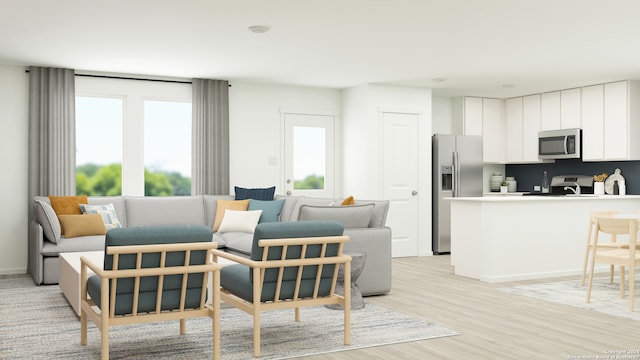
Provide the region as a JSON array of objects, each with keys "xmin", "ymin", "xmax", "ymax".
[{"xmin": 432, "ymin": 134, "xmax": 483, "ymax": 254}]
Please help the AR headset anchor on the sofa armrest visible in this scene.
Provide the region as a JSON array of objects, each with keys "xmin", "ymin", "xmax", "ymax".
[
  {"xmin": 28, "ymin": 220, "xmax": 45, "ymax": 285},
  {"xmin": 343, "ymin": 226, "xmax": 392, "ymax": 296}
]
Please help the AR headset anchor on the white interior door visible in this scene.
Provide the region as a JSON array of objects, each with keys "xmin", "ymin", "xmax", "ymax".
[
  {"xmin": 283, "ymin": 113, "xmax": 335, "ymax": 198},
  {"xmin": 382, "ymin": 111, "xmax": 419, "ymax": 257}
]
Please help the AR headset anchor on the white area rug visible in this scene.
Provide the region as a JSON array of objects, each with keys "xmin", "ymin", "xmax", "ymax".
[
  {"xmin": 0, "ymin": 277, "xmax": 459, "ymax": 359},
  {"xmin": 500, "ymin": 274, "xmax": 640, "ymax": 321}
]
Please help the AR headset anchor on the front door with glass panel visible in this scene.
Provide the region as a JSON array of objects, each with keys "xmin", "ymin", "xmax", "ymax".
[{"xmin": 283, "ymin": 113, "xmax": 335, "ymax": 198}]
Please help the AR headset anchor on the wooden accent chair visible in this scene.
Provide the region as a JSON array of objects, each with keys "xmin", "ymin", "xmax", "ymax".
[
  {"xmin": 586, "ymin": 217, "xmax": 640, "ymax": 311},
  {"xmin": 212, "ymin": 221, "xmax": 351, "ymax": 358},
  {"xmin": 80, "ymin": 225, "xmax": 221, "ymax": 360}
]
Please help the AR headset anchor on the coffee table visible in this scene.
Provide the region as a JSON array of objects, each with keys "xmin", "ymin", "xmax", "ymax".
[{"xmin": 59, "ymin": 251, "xmax": 104, "ymax": 316}]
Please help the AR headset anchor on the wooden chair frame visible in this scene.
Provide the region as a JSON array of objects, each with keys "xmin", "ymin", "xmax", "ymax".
[
  {"xmin": 587, "ymin": 217, "xmax": 640, "ymax": 311},
  {"xmin": 212, "ymin": 235, "xmax": 351, "ymax": 358},
  {"xmin": 80, "ymin": 242, "xmax": 222, "ymax": 360},
  {"xmin": 581, "ymin": 210, "xmax": 621, "ymax": 286}
]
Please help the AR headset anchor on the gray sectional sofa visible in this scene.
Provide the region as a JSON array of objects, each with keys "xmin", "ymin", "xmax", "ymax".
[{"xmin": 29, "ymin": 195, "xmax": 392, "ymax": 296}]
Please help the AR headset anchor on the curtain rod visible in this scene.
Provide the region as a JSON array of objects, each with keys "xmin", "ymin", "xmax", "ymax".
[{"xmin": 24, "ymin": 69, "xmax": 192, "ymax": 84}]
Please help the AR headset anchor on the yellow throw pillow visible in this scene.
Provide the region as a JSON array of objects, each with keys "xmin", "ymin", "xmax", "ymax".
[
  {"xmin": 58, "ymin": 214, "xmax": 106, "ymax": 238},
  {"xmin": 213, "ymin": 199, "xmax": 250, "ymax": 232},
  {"xmin": 341, "ymin": 195, "xmax": 355, "ymax": 206},
  {"xmin": 49, "ymin": 195, "xmax": 89, "ymax": 235},
  {"xmin": 49, "ymin": 195, "xmax": 89, "ymax": 215}
]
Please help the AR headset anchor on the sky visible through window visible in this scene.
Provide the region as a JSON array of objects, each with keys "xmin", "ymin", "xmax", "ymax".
[
  {"xmin": 293, "ymin": 126, "xmax": 325, "ymax": 184},
  {"xmin": 76, "ymin": 96, "xmax": 191, "ymax": 177}
]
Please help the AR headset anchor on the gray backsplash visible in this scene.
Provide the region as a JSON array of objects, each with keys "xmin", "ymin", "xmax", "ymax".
[{"xmin": 505, "ymin": 160, "xmax": 640, "ymax": 194}]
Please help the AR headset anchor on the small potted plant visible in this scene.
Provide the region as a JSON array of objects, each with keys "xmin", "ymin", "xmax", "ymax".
[{"xmin": 500, "ymin": 181, "xmax": 509, "ymax": 194}]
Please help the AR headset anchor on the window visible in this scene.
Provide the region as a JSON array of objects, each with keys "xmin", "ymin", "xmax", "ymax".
[
  {"xmin": 75, "ymin": 76, "xmax": 192, "ymax": 196},
  {"xmin": 75, "ymin": 96, "xmax": 123, "ymax": 196},
  {"xmin": 143, "ymin": 100, "xmax": 192, "ymax": 196},
  {"xmin": 292, "ymin": 126, "xmax": 326, "ymax": 190}
]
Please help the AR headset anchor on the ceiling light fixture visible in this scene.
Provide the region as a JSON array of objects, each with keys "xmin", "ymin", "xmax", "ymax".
[{"xmin": 248, "ymin": 25, "xmax": 270, "ymax": 34}]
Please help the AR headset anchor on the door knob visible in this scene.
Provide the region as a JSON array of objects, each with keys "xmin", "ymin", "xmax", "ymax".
[
  {"xmin": 286, "ymin": 190, "xmax": 292, "ymax": 195},
  {"xmin": 411, "ymin": 190, "xmax": 418, "ymax": 196}
]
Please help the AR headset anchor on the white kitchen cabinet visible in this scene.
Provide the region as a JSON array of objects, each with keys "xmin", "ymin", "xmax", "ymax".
[
  {"xmin": 505, "ymin": 95, "xmax": 541, "ymax": 164},
  {"xmin": 560, "ymin": 88, "xmax": 581, "ymax": 129},
  {"xmin": 462, "ymin": 97, "xmax": 483, "ymax": 136},
  {"xmin": 581, "ymin": 80, "xmax": 640, "ymax": 161},
  {"xmin": 604, "ymin": 81, "xmax": 629, "ymax": 159},
  {"xmin": 581, "ymin": 84, "xmax": 604, "ymax": 160},
  {"xmin": 482, "ymin": 98, "xmax": 505, "ymax": 163},
  {"xmin": 540, "ymin": 91, "xmax": 561, "ymax": 130},
  {"xmin": 522, "ymin": 94, "xmax": 541, "ymax": 162},
  {"xmin": 505, "ymin": 97, "xmax": 523, "ymax": 162}
]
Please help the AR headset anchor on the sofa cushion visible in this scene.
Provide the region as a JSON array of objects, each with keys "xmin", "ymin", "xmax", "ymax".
[
  {"xmin": 125, "ymin": 196, "xmax": 206, "ymax": 227},
  {"xmin": 58, "ymin": 214, "xmax": 107, "ymax": 238},
  {"xmin": 298, "ymin": 204, "xmax": 374, "ymax": 228},
  {"xmin": 219, "ymin": 232, "xmax": 254, "ymax": 255},
  {"xmin": 49, "ymin": 195, "xmax": 88, "ymax": 215},
  {"xmin": 354, "ymin": 199, "xmax": 390, "ymax": 227},
  {"xmin": 289, "ymin": 196, "xmax": 334, "ymax": 221},
  {"xmin": 218, "ymin": 210, "xmax": 262, "ymax": 233},
  {"xmin": 88, "ymin": 196, "xmax": 127, "ymax": 227},
  {"xmin": 341, "ymin": 195, "xmax": 355, "ymax": 205},
  {"xmin": 234, "ymin": 186, "xmax": 275, "ymax": 201},
  {"xmin": 41, "ymin": 234, "xmax": 106, "ymax": 256},
  {"xmin": 34, "ymin": 199, "xmax": 61, "ymax": 243},
  {"xmin": 213, "ymin": 199, "xmax": 249, "ymax": 232},
  {"xmin": 248, "ymin": 199, "xmax": 285, "ymax": 223},
  {"xmin": 79, "ymin": 203, "xmax": 122, "ymax": 230},
  {"xmin": 202, "ymin": 195, "xmax": 235, "ymax": 228}
]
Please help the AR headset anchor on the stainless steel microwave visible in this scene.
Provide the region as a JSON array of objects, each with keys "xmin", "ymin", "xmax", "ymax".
[{"xmin": 538, "ymin": 128, "xmax": 581, "ymax": 160}]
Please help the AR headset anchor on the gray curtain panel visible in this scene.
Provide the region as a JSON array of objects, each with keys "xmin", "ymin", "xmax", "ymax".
[
  {"xmin": 191, "ymin": 79, "xmax": 230, "ymax": 195},
  {"xmin": 28, "ymin": 66, "xmax": 76, "ymax": 199},
  {"xmin": 27, "ymin": 66, "xmax": 76, "ymax": 276}
]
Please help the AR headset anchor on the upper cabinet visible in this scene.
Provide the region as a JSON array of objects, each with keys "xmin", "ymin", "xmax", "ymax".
[
  {"xmin": 560, "ymin": 88, "xmax": 581, "ymax": 129},
  {"xmin": 461, "ymin": 97, "xmax": 483, "ymax": 136},
  {"xmin": 482, "ymin": 98, "xmax": 505, "ymax": 163},
  {"xmin": 540, "ymin": 91, "xmax": 560, "ymax": 130},
  {"xmin": 582, "ymin": 80, "xmax": 640, "ymax": 161},
  {"xmin": 455, "ymin": 96, "xmax": 505, "ymax": 163},
  {"xmin": 505, "ymin": 94, "xmax": 541, "ymax": 163},
  {"xmin": 581, "ymin": 84, "xmax": 604, "ymax": 160}
]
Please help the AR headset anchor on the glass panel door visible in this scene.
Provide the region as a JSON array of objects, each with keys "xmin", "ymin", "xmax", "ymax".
[{"xmin": 283, "ymin": 113, "xmax": 335, "ymax": 198}]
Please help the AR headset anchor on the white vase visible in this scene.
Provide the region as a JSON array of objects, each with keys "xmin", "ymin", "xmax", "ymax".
[
  {"xmin": 594, "ymin": 182, "xmax": 605, "ymax": 195},
  {"xmin": 500, "ymin": 186, "xmax": 508, "ymax": 194}
]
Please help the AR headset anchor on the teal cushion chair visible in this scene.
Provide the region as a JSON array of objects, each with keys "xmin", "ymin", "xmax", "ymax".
[
  {"xmin": 80, "ymin": 225, "xmax": 221, "ymax": 360},
  {"xmin": 214, "ymin": 220, "xmax": 352, "ymax": 358}
]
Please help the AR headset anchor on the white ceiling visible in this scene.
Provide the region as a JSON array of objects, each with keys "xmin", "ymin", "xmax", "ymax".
[{"xmin": 2, "ymin": 0, "xmax": 640, "ymax": 98}]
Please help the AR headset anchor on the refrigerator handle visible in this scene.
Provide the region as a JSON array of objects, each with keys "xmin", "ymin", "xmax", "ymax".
[{"xmin": 453, "ymin": 151, "xmax": 459, "ymax": 197}]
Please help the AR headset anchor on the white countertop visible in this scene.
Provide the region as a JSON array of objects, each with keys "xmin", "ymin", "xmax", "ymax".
[{"xmin": 449, "ymin": 194, "xmax": 640, "ymax": 202}]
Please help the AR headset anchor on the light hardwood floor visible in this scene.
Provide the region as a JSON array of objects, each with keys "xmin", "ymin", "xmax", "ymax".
[{"xmin": 303, "ymin": 255, "xmax": 639, "ymax": 360}]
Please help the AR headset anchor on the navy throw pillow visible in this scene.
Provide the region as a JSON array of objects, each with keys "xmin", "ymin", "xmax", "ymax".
[{"xmin": 234, "ymin": 186, "xmax": 276, "ymax": 201}]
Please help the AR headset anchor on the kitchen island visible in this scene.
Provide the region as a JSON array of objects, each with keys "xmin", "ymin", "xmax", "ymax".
[{"xmin": 450, "ymin": 195, "xmax": 640, "ymax": 282}]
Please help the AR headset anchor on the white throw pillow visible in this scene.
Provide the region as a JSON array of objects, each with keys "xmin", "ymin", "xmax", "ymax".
[
  {"xmin": 79, "ymin": 203, "xmax": 122, "ymax": 230},
  {"xmin": 217, "ymin": 209, "xmax": 263, "ymax": 233}
]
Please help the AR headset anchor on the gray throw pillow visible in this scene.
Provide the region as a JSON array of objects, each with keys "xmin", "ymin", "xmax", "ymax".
[
  {"xmin": 34, "ymin": 199, "xmax": 61, "ymax": 243},
  {"xmin": 298, "ymin": 204, "xmax": 374, "ymax": 228}
]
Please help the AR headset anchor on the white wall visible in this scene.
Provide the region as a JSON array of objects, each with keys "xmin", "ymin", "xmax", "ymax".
[
  {"xmin": 228, "ymin": 82, "xmax": 341, "ymax": 195},
  {"xmin": 342, "ymin": 84, "xmax": 433, "ymax": 256},
  {"xmin": 0, "ymin": 64, "xmax": 29, "ymax": 274},
  {"xmin": 432, "ymin": 96, "xmax": 454, "ymax": 135}
]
